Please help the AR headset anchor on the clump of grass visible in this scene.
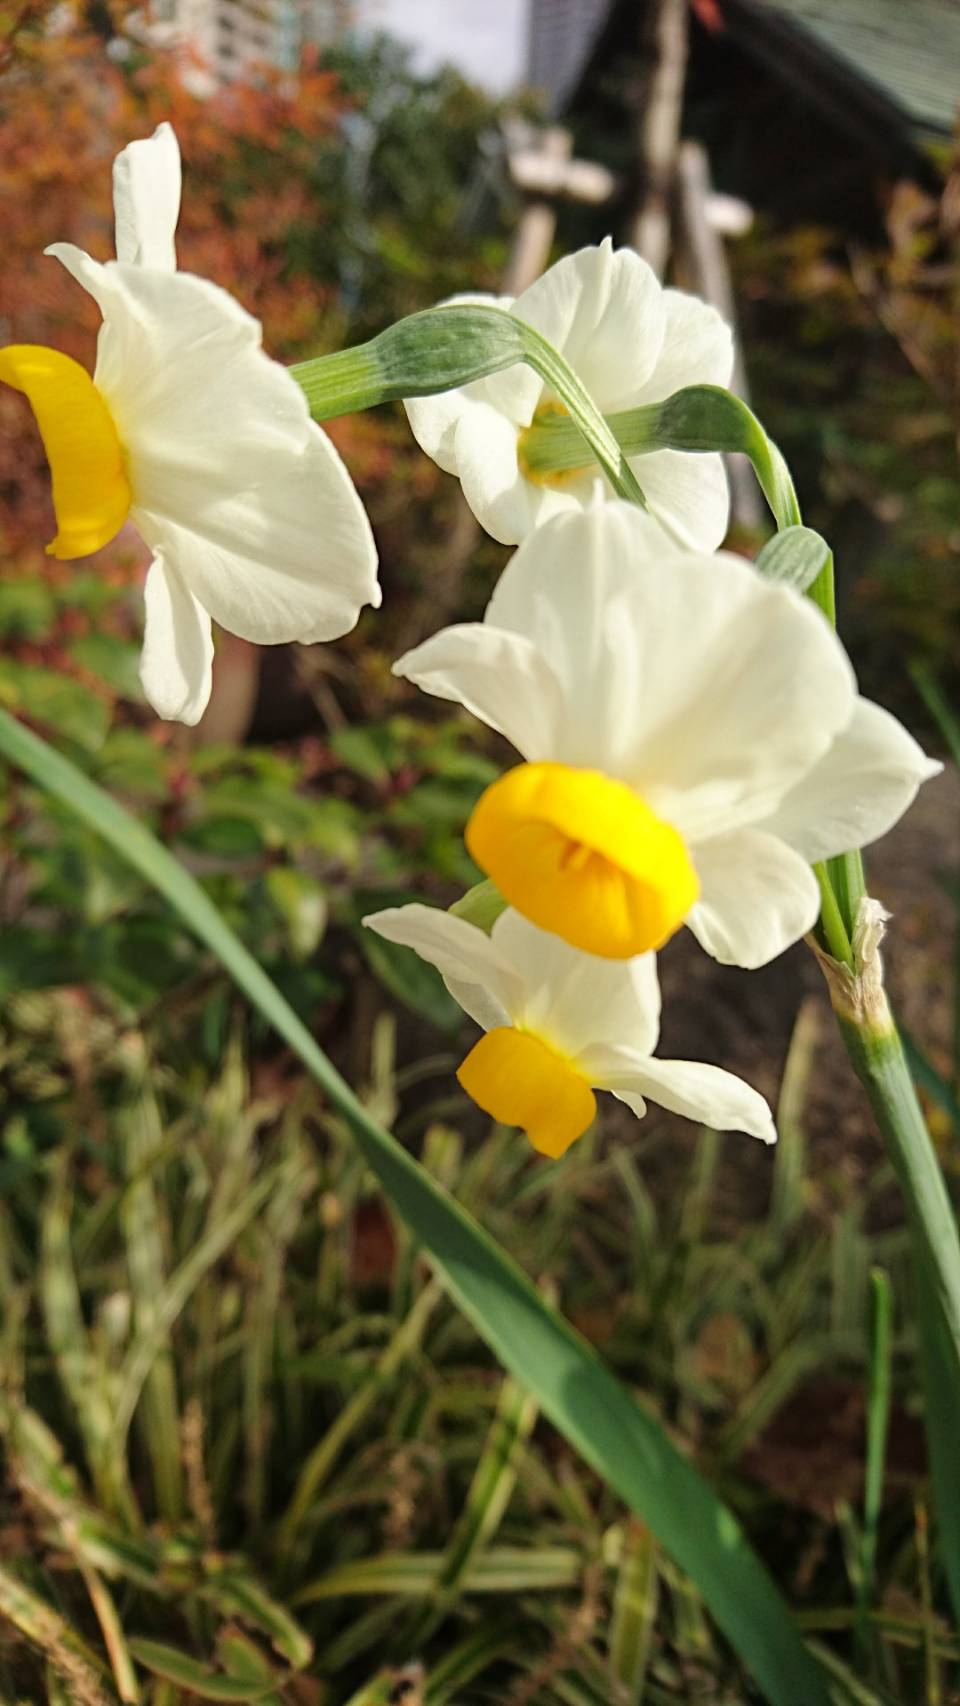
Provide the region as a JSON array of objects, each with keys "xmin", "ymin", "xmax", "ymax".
[{"xmin": 0, "ymin": 980, "xmax": 954, "ymax": 1704}]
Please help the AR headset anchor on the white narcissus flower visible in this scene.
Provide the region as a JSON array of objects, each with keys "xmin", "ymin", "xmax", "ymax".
[
  {"xmin": 0, "ymin": 123, "xmax": 379, "ymax": 726},
  {"xmin": 404, "ymin": 238, "xmax": 734, "ymax": 550},
  {"xmin": 394, "ymin": 505, "xmax": 940, "ymax": 971},
  {"xmin": 363, "ymin": 903, "xmax": 776, "ymax": 1156}
]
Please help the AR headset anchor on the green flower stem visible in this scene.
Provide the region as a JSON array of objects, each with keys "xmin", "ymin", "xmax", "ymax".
[
  {"xmin": 292, "ymin": 305, "xmax": 646, "ymax": 507},
  {"xmin": 813, "ymin": 864, "xmax": 853, "ymax": 969},
  {"xmin": 519, "ymin": 382, "xmax": 800, "ymax": 519},
  {"xmin": 836, "ymin": 1011, "xmax": 960, "ymax": 1352},
  {"xmin": 834, "ymin": 997, "xmax": 960, "ymax": 1629},
  {"xmin": 826, "ymin": 847, "xmax": 867, "ymax": 941}
]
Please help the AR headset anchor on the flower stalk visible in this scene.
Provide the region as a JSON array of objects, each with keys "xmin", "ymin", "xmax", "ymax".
[
  {"xmin": 292, "ymin": 303, "xmax": 646, "ymax": 508},
  {"xmin": 837, "ymin": 1014, "xmax": 960, "ymax": 1353}
]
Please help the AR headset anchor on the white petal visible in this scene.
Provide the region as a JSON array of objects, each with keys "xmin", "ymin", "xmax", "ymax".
[
  {"xmin": 599, "ymin": 1045, "xmax": 776, "ymax": 1142},
  {"xmin": 46, "ymin": 251, "xmax": 309, "ymax": 457},
  {"xmin": 483, "ymin": 504, "xmax": 681, "ymax": 772},
  {"xmin": 635, "ymin": 288, "xmax": 734, "ymax": 401},
  {"xmin": 139, "ymin": 555, "xmax": 213, "ymax": 725},
  {"xmin": 393, "ymin": 623, "xmax": 565, "ymax": 759},
  {"xmin": 618, "ymin": 558, "xmax": 856, "ymax": 839},
  {"xmin": 483, "ymin": 506, "xmax": 855, "ymax": 823},
  {"xmin": 362, "ymin": 904, "xmax": 523, "ymax": 1032},
  {"xmin": 47, "ymin": 250, "xmax": 379, "ymax": 644},
  {"xmin": 490, "ymin": 911, "xmax": 662, "ymax": 1062},
  {"xmin": 112, "ymin": 122, "xmax": 181, "ymax": 270},
  {"xmin": 624, "ymin": 293, "xmax": 732, "ymax": 550},
  {"xmin": 688, "ymin": 828, "xmax": 821, "ymax": 968},
  {"xmin": 628, "ymin": 447, "xmax": 730, "ymax": 553},
  {"xmin": 758, "ymin": 697, "xmax": 942, "ymax": 862},
  {"xmin": 133, "ymin": 418, "xmax": 379, "ymax": 646},
  {"xmin": 403, "ymin": 257, "xmax": 732, "ymax": 546},
  {"xmin": 511, "ymin": 240, "xmax": 667, "ymax": 412},
  {"xmin": 404, "ymin": 385, "xmax": 473, "ymax": 474},
  {"xmin": 452, "ymin": 401, "xmax": 546, "ymax": 544}
]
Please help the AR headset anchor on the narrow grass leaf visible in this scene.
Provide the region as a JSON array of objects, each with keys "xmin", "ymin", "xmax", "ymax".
[
  {"xmin": 197, "ymin": 1576, "xmax": 312, "ymax": 1669},
  {"xmin": 855, "ymin": 1268, "xmax": 892, "ymax": 1667},
  {"xmin": 40, "ymin": 1159, "xmax": 138, "ymax": 1525},
  {"xmin": 909, "ymin": 660, "xmax": 960, "ymax": 770},
  {"xmin": 609, "ymin": 1522, "xmax": 658, "ymax": 1704},
  {"xmin": 126, "ymin": 1640, "xmax": 279, "ymax": 1701},
  {"xmin": 900, "ymin": 1030, "xmax": 960, "ymax": 1131},
  {"xmin": 804, "ymin": 1640, "xmax": 888, "ymax": 1706},
  {"xmin": 120, "ymin": 1089, "xmax": 183, "ymax": 1522},
  {"xmin": 0, "ymin": 1566, "xmax": 111, "ymax": 1703},
  {"xmin": 277, "ymin": 1280, "xmax": 442, "ymax": 1553},
  {"xmin": 296, "ymin": 1545, "xmax": 582, "ymax": 1601},
  {"xmin": 113, "ymin": 1168, "xmax": 281, "ymax": 1446},
  {"xmin": 405, "ymin": 1375, "xmax": 538, "ymax": 1644},
  {"xmin": 717, "ymin": 1331, "xmax": 863, "ymax": 1463},
  {"xmin": 769, "ymin": 1000, "xmax": 818, "ymax": 1239},
  {"xmin": 213, "ymin": 1634, "xmax": 284, "ymax": 1706},
  {"xmin": 913, "ymin": 1260, "xmax": 960, "ymax": 1635}
]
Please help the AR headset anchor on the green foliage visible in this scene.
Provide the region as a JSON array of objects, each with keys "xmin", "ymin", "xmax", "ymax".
[
  {"xmin": 3, "ymin": 622, "xmax": 959, "ymax": 1700},
  {"xmin": 0, "ymin": 563, "xmax": 497, "ymax": 1054},
  {"xmin": 2, "ymin": 974, "xmax": 954, "ymax": 1704},
  {"xmin": 305, "ymin": 34, "xmax": 506, "ymax": 336},
  {"xmin": 0, "ymin": 710, "xmax": 834, "ymax": 1706},
  {"xmin": 0, "ymin": 705, "xmax": 488, "ymax": 1030},
  {"xmin": 734, "ymin": 225, "xmax": 960, "ymax": 710}
]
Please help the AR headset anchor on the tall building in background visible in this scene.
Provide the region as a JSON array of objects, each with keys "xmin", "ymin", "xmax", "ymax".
[
  {"xmin": 143, "ymin": 0, "xmax": 352, "ymax": 84},
  {"xmin": 527, "ymin": 0, "xmax": 610, "ymax": 110}
]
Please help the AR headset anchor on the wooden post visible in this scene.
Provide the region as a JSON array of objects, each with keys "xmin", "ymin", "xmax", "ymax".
[
  {"xmin": 628, "ymin": 0, "xmax": 689, "ymax": 277},
  {"xmin": 673, "ymin": 138, "xmax": 764, "ymax": 534},
  {"xmin": 502, "ymin": 126, "xmax": 573, "ymax": 295}
]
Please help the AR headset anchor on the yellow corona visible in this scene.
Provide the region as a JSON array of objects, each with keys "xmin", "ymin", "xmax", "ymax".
[
  {"xmin": 466, "ymin": 761, "xmax": 700, "ymax": 959},
  {"xmin": 0, "ymin": 345, "xmax": 131, "ymax": 559}
]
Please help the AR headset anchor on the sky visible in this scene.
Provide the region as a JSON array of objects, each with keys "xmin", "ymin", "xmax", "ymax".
[{"xmin": 358, "ymin": 0, "xmax": 530, "ymax": 94}]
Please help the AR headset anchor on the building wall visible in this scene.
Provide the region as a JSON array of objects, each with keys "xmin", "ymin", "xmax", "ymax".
[{"xmin": 144, "ymin": 0, "xmax": 350, "ymax": 85}]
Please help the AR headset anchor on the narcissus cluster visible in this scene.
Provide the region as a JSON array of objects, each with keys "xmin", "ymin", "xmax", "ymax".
[
  {"xmin": 391, "ymin": 505, "xmax": 937, "ymax": 970},
  {"xmin": 3, "ymin": 126, "xmax": 939, "ymax": 1160}
]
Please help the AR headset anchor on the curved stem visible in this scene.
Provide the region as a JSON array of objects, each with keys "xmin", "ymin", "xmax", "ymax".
[{"xmin": 292, "ymin": 304, "xmax": 645, "ymax": 506}]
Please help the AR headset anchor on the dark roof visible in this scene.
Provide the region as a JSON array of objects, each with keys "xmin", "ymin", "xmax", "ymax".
[
  {"xmin": 752, "ymin": 0, "xmax": 960, "ymax": 140},
  {"xmin": 535, "ymin": 0, "xmax": 960, "ymax": 145},
  {"xmin": 526, "ymin": 0, "xmax": 615, "ymax": 112}
]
